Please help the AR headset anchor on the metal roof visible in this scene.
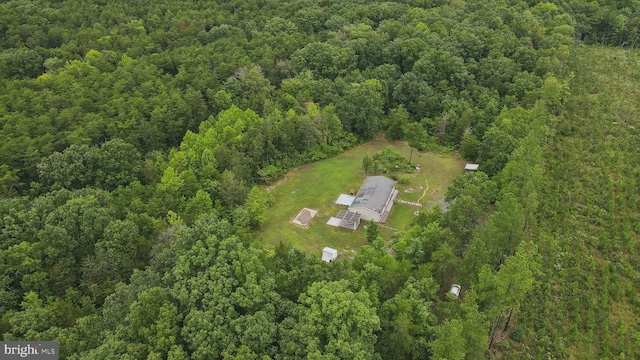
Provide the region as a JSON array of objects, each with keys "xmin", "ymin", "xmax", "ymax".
[
  {"xmin": 335, "ymin": 194, "xmax": 356, "ymax": 206},
  {"xmin": 327, "ymin": 210, "xmax": 361, "ymax": 230},
  {"xmin": 322, "ymin": 247, "xmax": 338, "ymax": 262},
  {"xmin": 350, "ymin": 176, "xmax": 396, "ymax": 214}
]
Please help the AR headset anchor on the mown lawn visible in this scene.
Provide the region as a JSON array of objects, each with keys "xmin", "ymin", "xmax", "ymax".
[{"xmin": 259, "ymin": 136, "xmax": 466, "ymax": 255}]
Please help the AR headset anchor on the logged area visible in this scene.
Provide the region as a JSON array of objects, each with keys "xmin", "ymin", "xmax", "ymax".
[{"xmin": 519, "ymin": 46, "xmax": 640, "ymax": 358}]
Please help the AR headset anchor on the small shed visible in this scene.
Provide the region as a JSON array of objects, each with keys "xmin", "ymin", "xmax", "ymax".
[
  {"xmin": 321, "ymin": 247, "xmax": 338, "ymax": 262},
  {"xmin": 449, "ymin": 284, "xmax": 461, "ymax": 299},
  {"xmin": 464, "ymin": 163, "xmax": 480, "ymax": 172}
]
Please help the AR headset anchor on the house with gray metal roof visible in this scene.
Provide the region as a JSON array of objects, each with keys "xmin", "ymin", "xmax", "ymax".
[{"xmin": 349, "ymin": 176, "xmax": 398, "ymax": 223}]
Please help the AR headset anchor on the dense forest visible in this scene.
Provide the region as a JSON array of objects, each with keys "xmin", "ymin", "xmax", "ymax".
[{"xmin": 1, "ymin": 0, "xmax": 639, "ymax": 358}]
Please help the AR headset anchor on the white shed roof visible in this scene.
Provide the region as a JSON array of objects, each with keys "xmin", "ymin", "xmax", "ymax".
[
  {"xmin": 335, "ymin": 194, "xmax": 356, "ymax": 206},
  {"xmin": 465, "ymin": 163, "xmax": 479, "ymax": 171},
  {"xmin": 449, "ymin": 284, "xmax": 461, "ymax": 298},
  {"xmin": 326, "ymin": 217, "xmax": 342, "ymax": 227},
  {"xmin": 322, "ymin": 247, "xmax": 338, "ymax": 262}
]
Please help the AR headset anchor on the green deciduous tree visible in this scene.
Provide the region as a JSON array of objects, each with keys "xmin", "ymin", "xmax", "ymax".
[
  {"xmin": 478, "ymin": 192, "xmax": 525, "ymax": 265},
  {"xmin": 239, "ymin": 186, "xmax": 271, "ymax": 229},
  {"xmin": 362, "ymin": 154, "xmax": 372, "ymax": 175},
  {"xmin": 282, "ymin": 280, "xmax": 380, "ymax": 359},
  {"xmin": 387, "ymin": 105, "xmax": 410, "ymax": 141},
  {"xmin": 377, "ymin": 277, "xmax": 438, "ymax": 359},
  {"xmin": 37, "ymin": 145, "xmax": 98, "ymax": 191},
  {"xmin": 95, "ymin": 139, "xmax": 142, "ymax": 190},
  {"xmin": 0, "ymin": 49, "xmax": 43, "ymax": 79},
  {"xmin": 338, "ymin": 79, "xmax": 385, "ymax": 140},
  {"xmin": 125, "ymin": 287, "xmax": 181, "ymax": 356},
  {"xmin": 4, "ymin": 292, "xmax": 55, "ymax": 340}
]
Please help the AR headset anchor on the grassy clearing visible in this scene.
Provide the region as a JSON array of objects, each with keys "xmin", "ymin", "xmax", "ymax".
[{"xmin": 259, "ymin": 136, "xmax": 466, "ymax": 254}]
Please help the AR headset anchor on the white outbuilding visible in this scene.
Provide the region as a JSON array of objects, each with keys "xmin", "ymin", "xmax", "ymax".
[
  {"xmin": 321, "ymin": 247, "xmax": 338, "ymax": 262},
  {"xmin": 464, "ymin": 163, "xmax": 480, "ymax": 172},
  {"xmin": 449, "ymin": 284, "xmax": 461, "ymax": 299}
]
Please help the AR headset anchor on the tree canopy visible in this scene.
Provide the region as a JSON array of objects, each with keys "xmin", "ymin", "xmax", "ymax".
[{"xmin": 1, "ymin": 0, "xmax": 636, "ymax": 358}]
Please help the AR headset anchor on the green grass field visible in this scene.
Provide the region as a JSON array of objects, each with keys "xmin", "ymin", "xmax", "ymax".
[{"xmin": 259, "ymin": 137, "xmax": 466, "ymax": 254}]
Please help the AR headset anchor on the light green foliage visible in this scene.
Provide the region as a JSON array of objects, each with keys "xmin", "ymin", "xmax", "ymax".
[
  {"xmin": 538, "ymin": 76, "xmax": 570, "ymax": 115},
  {"xmin": 371, "ymin": 148, "xmax": 413, "ymax": 174},
  {"xmin": 183, "ymin": 190, "xmax": 213, "ymax": 225},
  {"xmin": 282, "ymin": 280, "xmax": 380, "ymax": 359},
  {"xmin": 5, "ymin": 292, "xmax": 55, "ymax": 340},
  {"xmin": 495, "ymin": 242, "xmax": 540, "ymax": 312},
  {"xmin": 476, "ymin": 242, "xmax": 540, "ymax": 349},
  {"xmin": 362, "ymin": 154, "xmax": 372, "ymax": 175},
  {"xmin": 236, "ymin": 186, "xmax": 271, "ymax": 229},
  {"xmin": 365, "ymin": 221, "xmax": 380, "ymax": 245},
  {"xmin": 406, "ymin": 122, "xmax": 429, "ymax": 152}
]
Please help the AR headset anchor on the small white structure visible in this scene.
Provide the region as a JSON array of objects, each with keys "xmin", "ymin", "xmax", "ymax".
[
  {"xmin": 335, "ymin": 194, "xmax": 356, "ymax": 206},
  {"xmin": 464, "ymin": 163, "xmax": 480, "ymax": 172},
  {"xmin": 322, "ymin": 247, "xmax": 338, "ymax": 262},
  {"xmin": 449, "ymin": 284, "xmax": 461, "ymax": 299}
]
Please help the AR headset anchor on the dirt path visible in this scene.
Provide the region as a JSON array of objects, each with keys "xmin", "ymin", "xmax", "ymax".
[
  {"xmin": 378, "ymin": 223, "xmax": 402, "ymax": 232},
  {"xmin": 416, "ymin": 179, "xmax": 429, "ymax": 204}
]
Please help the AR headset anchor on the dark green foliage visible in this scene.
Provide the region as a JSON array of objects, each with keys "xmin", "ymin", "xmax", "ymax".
[
  {"xmin": 511, "ymin": 325, "xmax": 525, "ymax": 342},
  {"xmin": 0, "ymin": 49, "xmax": 43, "ymax": 79},
  {"xmin": 0, "ymin": 0, "xmax": 626, "ymax": 358},
  {"xmin": 386, "ymin": 105, "xmax": 409, "ymax": 140}
]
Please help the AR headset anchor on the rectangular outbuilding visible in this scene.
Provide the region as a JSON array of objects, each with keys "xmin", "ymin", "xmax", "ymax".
[
  {"xmin": 464, "ymin": 163, "xmax": 480, "ymax": 172},
  {"xmin": 322, "ymin": 247, "xmax": 338, "ymax": 262}
]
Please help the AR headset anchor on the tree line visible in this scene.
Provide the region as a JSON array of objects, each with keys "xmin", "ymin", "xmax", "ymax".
[{"xmin": 1, "ymin": 0, "xmax": 627, "ymax": 358}]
